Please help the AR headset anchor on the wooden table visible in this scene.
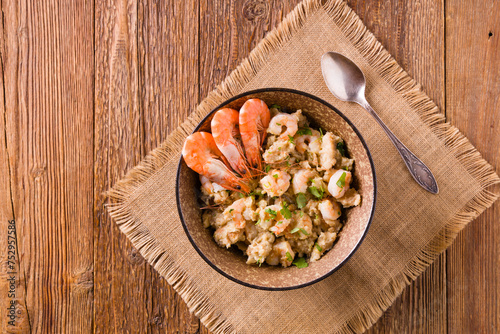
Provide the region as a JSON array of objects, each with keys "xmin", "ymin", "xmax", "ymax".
[{"xmin": 0, "ymin": 0, "xmax": 498, "ymax": 332}]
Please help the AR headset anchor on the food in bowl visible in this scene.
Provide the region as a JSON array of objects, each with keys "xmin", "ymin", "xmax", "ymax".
[{"xmin": 182, "ymin": 99, "xmax": 361, "ymax": 268}]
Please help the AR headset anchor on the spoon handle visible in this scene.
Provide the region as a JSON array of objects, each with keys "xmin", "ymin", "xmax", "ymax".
[{"xmin": 361, "ymin": 101, "xmax": 439, "ymax": 194}]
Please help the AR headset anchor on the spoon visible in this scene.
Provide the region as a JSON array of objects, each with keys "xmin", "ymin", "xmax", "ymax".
[{"xmin": 321, "ymin": 52, "xmax": 438, "ymax": 194}]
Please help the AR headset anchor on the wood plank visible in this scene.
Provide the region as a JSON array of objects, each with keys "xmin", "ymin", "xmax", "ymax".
[
  {"xmin": 137, "ymin": 0, "xmax": 200, "ymax": 332},
  {"xmin": 0, "ymin": 0, "xmax": 94, "ymax": 332},
  {"xmin": 445, "ymin": 0, "xmax": 500, "ymax": 332},
  {"xmin": 93, "ymin": 0, "xmax": 148, "ymax": 332},
  {"xmin": 0, "ymin": 1, "xmax": 30, "ymax": 331}
]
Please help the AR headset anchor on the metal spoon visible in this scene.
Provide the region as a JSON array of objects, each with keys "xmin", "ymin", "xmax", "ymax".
[{"xmin": 321, "ymin": 52, "xmax": 439, "ymax": 194}]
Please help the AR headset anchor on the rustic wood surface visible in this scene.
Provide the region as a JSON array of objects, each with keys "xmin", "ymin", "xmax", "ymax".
[{"xmin": 0, "ymin": 0, "xmax": 498, "ymax": 333}]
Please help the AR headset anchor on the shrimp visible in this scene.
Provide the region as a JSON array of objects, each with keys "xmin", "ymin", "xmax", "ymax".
[
  {"xmin": 268, "ymin": 202, "xmax": 293, "ymax": 235},
  {"xmin": 182, "ymin": 132, "xmax": 251, "ymax": 193},
  {"xmin": 319, "ymin": 132, "xmax": 337, "ymax": 170},
  {"xmin": 318, "ymin": 199, "xmax": 341, "ymax": 224},
  {"xmin": 292, "ymin": 169, "xmax": 317, "ymax": 194},
  {"xmin": 200, "ymin": 175, "xmax": 228, "ymax": 204},
  {"xmin": 260, "ymin": 169, "xmax": 291, "ymax": 197},
  {"xmin": 327, "ymin": 169, "xmax": 352, "ymax": 198},
  {"xmin": 223, "ymin": 197, "xmax": 253, "ymax": 228},
  {"xmin": 295, "ymin": 129, "xmax": 321, "ymax": 154},
  {"xmin": 267, "ymin": 113, "xmax": 299, "ymax": 140},
  {"xmin": 211, "ymin": 108, "xmax": 251, "ymax": 176},
  {"xmin": 265, "ymin": 238, "xmax": 295, "ymax": 267},
  {"xmin": 239, "ymin": 99, "xmax": 271, "ymax": 171}
]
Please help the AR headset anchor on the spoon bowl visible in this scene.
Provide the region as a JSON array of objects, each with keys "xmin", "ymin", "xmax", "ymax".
[{"xmin": 321, "ymin": 52, "xmax": 439, "ymax": 194}]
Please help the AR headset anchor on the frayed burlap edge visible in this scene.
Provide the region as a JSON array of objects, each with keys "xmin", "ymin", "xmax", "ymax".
[{"xmin": 106, "ymin": 0, "xmax": 500, "ymax": 333}]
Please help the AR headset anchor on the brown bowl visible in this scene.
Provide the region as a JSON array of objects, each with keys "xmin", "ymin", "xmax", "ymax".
[{"xmin": 176, "ymin": 88, "xmax": 376, "ymax": 290}]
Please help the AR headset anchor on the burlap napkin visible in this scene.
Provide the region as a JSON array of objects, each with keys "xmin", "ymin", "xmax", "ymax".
[{"xmin": 107, "ymin": 0, "xmax": 500, "ymax": 332}]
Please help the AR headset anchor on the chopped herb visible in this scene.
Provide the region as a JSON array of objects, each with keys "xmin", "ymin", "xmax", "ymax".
[
  {"xmin": 308, "ymin": 186, "xmax": 324, "ymax": 199},
  {"xmin": 296, "ymin": 193, "xmax": 307, "ymax": 209},
  {"xmin": 300, "ymin": 211, "xmax": 304, "ymax": 217},
  {"xmin": 288, "ymin": 135, "xmax": 294, "ymax": 144},
  {"xmin": 273, "ymin": 174, "xmax": 278, "ymax": 179},
  {"xmin": 336, "ymin": 172, "xmax": 347, "ymax": 188},
  {"xmin": 256, "ymin": 219, "xmax": 261, "ymax": 225},
  {"xmin": 315, "ymin": 243, "xmax": 323, "ymax": 252},
  {"xmin": 343, "ymin": 166, "xmax": 349, "ymax": 171},
  {"xmin": 292, "ymin": 257, "xmax": 308, "ymax": 268},
  {"xmin": 299, "ymin": 228, "xmax": 310, "ymax": 235},
  {"xmin": 277, "ymin": 221, "xmax": 283, "ymax": 225},
  {"xmin": 337, "ymin": 141, "xmax": 346, "ymax": 156},
  {"xmin": 338, "ymin": 211, "xmax": 341, "ymax": 216},
  {"xmin": 265, "ymin": 208, "xmax": 277, "ymax": 217},
  {"xmin": 296, "ymin": 128, "xmax": 312, "ymax": 136},
  {"xmin": 286, "ymin": 252, "xmax": 293, "ymax": 262},
  {"xmin": 256, "ymin": 258, "xmax": 262, "ymax": 267},
  {"xmin": 286, "ymin": 161, "xmax": 291, "ymax": 167},
  {"xmin": 290, "ymin": 227, "xmax": 300, "ymax": 234},
  {"xmin": 270, "ymin": 104, "xmax": 281, "ymax": 110},
  {"xmin": 319, "ymin": 128, "xmax": 324, "ymax": 139},
  {"xmin": 278, "ymin": 146, "xmax": 282, "ymax": 151},
  {"xmin": 280, "ymin": 203, "xmax": 292, "ymax": 219},
  {"xmin": 276, "ymin": 123, "xmax": 282, "ymax": 126},
  {"xmin": 239, "ymin": 192, "xmax": 245, "ymax": 198},
  {"xmin": 229, "ymin": 209, "xmax": 234, "ymax": 213},
  {"xmin": 265, "ymin": 165, "xmax": 271, "ymax": 173},
  {"xmin": 315, "ymin": 214, "xmax": 319, "ymax": 220}
]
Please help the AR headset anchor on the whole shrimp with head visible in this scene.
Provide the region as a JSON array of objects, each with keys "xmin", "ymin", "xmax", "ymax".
[
  {"xmin": 211, "ymin": 108, "xmax": 251, "ymax": 176},
  {"xmin": 182, "ymin": 132, "xmax": 251, "ymax": 193},
  {"xmin": 239, "ymin": 99, "xmax": 271, "ymax": 172}
]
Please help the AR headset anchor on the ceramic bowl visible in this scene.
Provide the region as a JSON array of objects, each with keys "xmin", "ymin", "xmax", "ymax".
[{"xmin": 176, "ymin": 88, "xmax": 376, "ymax": 290}]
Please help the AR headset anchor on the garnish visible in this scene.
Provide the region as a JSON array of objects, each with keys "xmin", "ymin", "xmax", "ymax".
[
  {"xmin": 308, "ymin": 186, "xmax": 324, "ymax": 199},
  {"xmin": 256, "ymin": 258, "xmax": 262, "ymax": 267},
  {"xmin": 300, "ymin": 211, "xmax": 304, "ymax": 217},
  {"xmin": 270, "ymin": 104, "xmax": 281, "ymax": 110},
  {"xmin": 276, "ymin": 123, "xmax": 282, "ymax": 126},
  {"xmin": 296, "ymin": 128, "xmax": 312, "ymax": 136},
  {"xmin": 299, "ymin": 228, "xmax": 310, "ymax": 235},
  {"xmin": 296, "ymin": 193, "xmax": 307, "ymax": 209},
  {"xmin": 288, "ymin": 135, "xmax": 294, "ymax": 144},
  {"xmin": 229, "ymin": 209, "xmax": 234, "ymax": 213},
  {"xmin": 286, "ymin": 252, "xmax": 293, "ymax": 262},
  {"xmin": 343, "ymin": 166, "xmax": 349, "ymax": 171},
  {"xmin": 265, "ymin": 208, "xmax": 277, "ymax": 217},
  {"xmin": 256, "ymin": 219, "xmax": 261, "ymax": 225},
  {"xmin": 277, "ymin": 221, "xmax": 283, "ymax": 225},
  {"xmin": 319, "ymin": 128, "xmax": 324, "ymax": 139},
  {"xmin": 292, "ymin": 257, "xmax": 308, "ymax": 268},
  {"xmin": 336, "ymin": 172, "xmax": 347, "ymax": 188},
  {"xmin": 280, "ymin": 202, "xmax": 292, "ymax": 219},
  {"xmin": 273, "ymin": 174, "xmax": 278, "ymax": 179},
  {"xmin": 265, "ymin": 165, "xmax": 271, "ymax": 173},
  {"xmin": 338, "ymin": 211, "xmax": 341, "ymax": 216},
  {"xmin": 337, "ymin": 141, "xmax": 346, "ymax": 156},
  {"xmin": 290, "ymin": 227, "xmax": 300, "ymax": 234},
  {"xmin": 239, "ymin": 192, "xmax": 245, "ymax": 198},
  {"xmin": 315, "ymin": 243, "xmax": 323, "ymax": 252}
]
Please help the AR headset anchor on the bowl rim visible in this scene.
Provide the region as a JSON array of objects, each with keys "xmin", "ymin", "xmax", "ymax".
[{"xmin": 176, "ymin": 88, "xmax": 377, "ymax": 291}]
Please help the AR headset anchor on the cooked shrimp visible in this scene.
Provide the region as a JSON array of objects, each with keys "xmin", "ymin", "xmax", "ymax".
[
  {"xmin": 265, "ymin": 238, "xmax": 295, "ymax": 267},
  {"xmin": 223, "ymin": 197, "xmax": 253, "ymax": 228},
  {"xmin": 327, "ymin": 169, "xmax": 352, "ymax": 198},
  {"xmin": 267, "ymin": 113, "xmax": 298, "ymax": 140},
  {"xmin": 319, "ymin": 132, "xmax": 336, "ymax": 170},
  {"xmin": 182, "ymin": 132, "xmax": 251, "ymax": 193},
  {"xmin": 211, "ymin": 108, "xmax": 251, "ymax": 176},
  {"xmin": 292, "ymin": 169, "xmax": 317, "ymax": 194},
  {"xmin": 295, "ymin": 129, "xmax": 321, "ymax": 154},
  {"xmin": 239, "ymin": 99, "xmax": 270, "ymax": 171},
  {"xmin": 269, "ymin": 202, "xmax": 293, "ymax": 235},
  {"xmin": 200, "ymin": 175, "xmax": 229, "ymax": 204},
  {"xmin": 318, "ymin": 199, "xmax": 341, "ymax": 224},
  {"xmin": 260, "ymin": 169, "xmax": 291, "ymax": 197}
]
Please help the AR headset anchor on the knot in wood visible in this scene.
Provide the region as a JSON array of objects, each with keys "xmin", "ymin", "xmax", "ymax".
[{"xmin": 242, "ymin": 0, "xmax": 269, "ymax": 22}]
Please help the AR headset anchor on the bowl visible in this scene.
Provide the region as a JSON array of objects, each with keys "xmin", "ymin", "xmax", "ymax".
[{"xmin": 176, "ymin": 88, "xmax": 376, "ymax": 290}]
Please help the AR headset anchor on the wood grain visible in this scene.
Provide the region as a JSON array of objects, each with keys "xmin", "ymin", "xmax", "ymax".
[
  {"xmin": 445, "ymin": 0, "xmax": 500, "ymax": 332},
  {"xmin": 0, "ymin": 0, "xmax": 498, "ymax": 333},
  {"xmin": 1, "ymin": 0, "xmax": 94, "ymax": 332}
]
